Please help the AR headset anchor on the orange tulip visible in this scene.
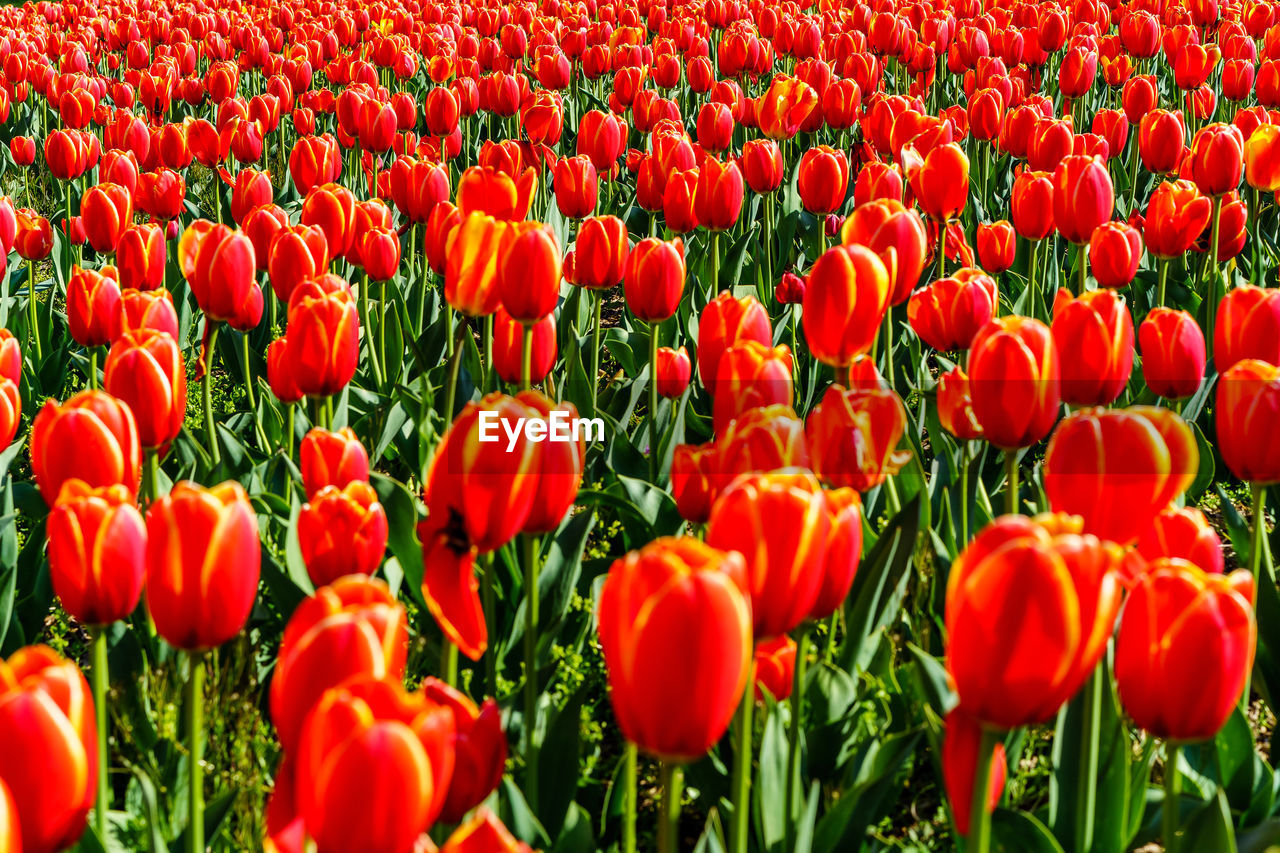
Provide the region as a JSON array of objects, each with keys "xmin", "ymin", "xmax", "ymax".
[
  {"xmin": 268, "ymin": 224, "xmax": 330, "ymax": 303},
  {"xmin": 1244, "ymin": 125, "xmax": 1280, "ymax": 191},
  {"xmin": 907, "ymin": 268, "xmax": 998, "ymax": 352},
  {"xmin": 840, "ymin": 200, "xmax": 928, "ymax": 305},
  {"xmin": 1144, "ymin": 180, "xmax": 1213, "ymax": 258},
  {"xmin": 440, "ymin": 809, "xmax": 533, "ymax": 853},
  {"xmin": 945, "ymin": 513, "xmax": 1126, "ymax": 728},
  {"xmin": 1050, "ymin": 289, "xmax": 1134, "ymax": 406},
  {"xmin": 145, "ymin": 481, "xmax": 260, "ymax": 651},
  {"xmin": 624, "ymin": 237, "xmax": 685, "ymax": 322},
  {"xmin": 711, "ymin": 341, "xmax": 793, "ymax": 434},
  {"xmin": 1214, "ymin": 285, "xmax": 1280, "ymax": 373},
  {"xmin": 1217, "ymin": 358, "xmax": 1280, "ymax": 484},
  {"xmin": 570, "ymin": 215, "xmax": 630, "ymax": 290},
  {"xmin": 1044, "ymin": 406, "xmax": 1197, "ymax": 545},
  {"xmin": 498, "ymin": 224, "xmax": 560, "ymax": 323},
  {"xmin": 178, "ymin": 221, "xmax": 263, "ymax": 330},
  {"xmin": 424, "ymin": 393, "xmax": 541, "ymax": 553},
  {"xmin": 943, "ymin": 710, "xmax": 1007, "ymax": 836},
  {"xmin": 1116, "ymin": 560, "xmax": 1255, "ymax": 740},
  {"xmin": 753, "ymin": 636, "xmax": 797, "ymax": 701},
  {"xmin": 0, "ymin": 646, "xmax": 97, "ymax": 853},
  {"xmin": 1188, "ymin": 122, "xmax": 1245, "ymax": 196},
  {"xmin": 797, "ymin": 145, "xmax": 850, "ymax": 215},
  {"xmin": 456, "ymin": 165, "xmax": 536, "ymax": 221},
  {"xmin": 420, "ymin": 679, "xmax": 507, "ymax": 825},
  {"xmin": 806, "ymin": 384, "xmax": 911, "ymax": 491},
  {"xmin": 269, "ymin": 576, "xmax": 408, "ymax": 753},
  {"xmin": 976, "ymin": 220, "xmax": 1016, "ymax": 273},
  {"xmin": 1137, "ymin": 506, "xmax": 1225, "ymax": 575},
  {"xmin": 968, "ymin": 316, "xmax": 1060, "ymax": 449},
  {"xmin": 903, "ymin": 141, "xmax": 969, "ymax": 222},
  {"xmin": 30, "ymin": 390, "xmax": 141, "ymax": 504},
  {"xmin": 598, "ymin": 537, "xmax": 751, "ymax": 761},
  {"xmin": 103, "ymin": 329, "xmax": 187, "ymax": 452},
  {"xmin": 298, "ymin": 483, "xmax": 389, "ymax": 587},
  {"xmin": 81, "ymin": 182, "xmax": 133, "ymax": 253},
  {"xmin": 1088, "ymin": 221, "xmax": 1143, "ymax": 288},
  {"xmin": 802, "ymin": 245, "xmax": 890, "ymax": 368},
  {"xmin": 300, "ymin": 427, "xmax": 370, "ymax": 499},
  {"xmin": 296, "ymin": 677, "xmax": 455, "ymax": 853},
  {"xmin": 47, "ymin": 480, "xmax": 145, "ymax": 627},
  {"xmin": 66, "ymin": 266, "xmax": 121, "ymax": 348},
  {"xmin": 1139, "ymin": 308, "xmax": 1206, "ymax": 399},
  {"xmin": 707, "ymin": 470, "xmax": 831, "ymax": 638},
  {"xmin": 285, "ymin": 275, "xmax": 360, "ymax": 397},
  {"xmin": 697, "ymin": 292, "xmax": 772, "ymax": 388},
  {"xmin": 1052, "ymin": 155, "xmax": 1114, "ymax": 244},
  {"xmin": 756, "ymin": 75, "xmax": 819, "ymax": 140},
  {"xmin": 445, "ymin": 212, "xmax": 515, "ymax": 317},
  {"xmin": 1011, "ymin": 170, "xmax": 1056, "ymax": 241}
]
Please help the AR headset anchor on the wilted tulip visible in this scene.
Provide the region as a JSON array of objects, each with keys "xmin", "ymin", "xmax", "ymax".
[{"xmin": 421, "ymin": 679, "xmax": 507, "ymax": 824}]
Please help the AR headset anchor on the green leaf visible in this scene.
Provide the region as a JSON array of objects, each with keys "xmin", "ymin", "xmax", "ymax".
[
  {"xmin": 370, "ymin": 473, "xmax": 425, "ymax": 606},
  {"xmin": 536, "ymin": 686, "xmax": 586, "ymax": 839},
  {"xmin": 839, "ymin": 496, "xmax": 921, "ymax": 673},
  {"xmin": 991, "ymin": 809, "xmax": 1067, "ymax": 853},
  {"xmin": 1181, "ymin": 790, "xmax": 1239, "ymax": 853}
]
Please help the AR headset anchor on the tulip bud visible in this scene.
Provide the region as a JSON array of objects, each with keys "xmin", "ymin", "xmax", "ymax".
[
  {"xmin": 753, "ymin": 636, "xmax": 797, "ymax": 701},
  {"xmin": 1139, "ymin": 308, "xmax": 1206, "ymax": 399},
  {"xmin": 624, "ymin": 237, "xmax": 685, "ymax": 322},
  {"xmin": 656, "ymin": 346, "xmax": 692, "ymax": 398},
  {"xmin": 976, "ymin": 220, "xmax": 1016, "ymax": 273}
]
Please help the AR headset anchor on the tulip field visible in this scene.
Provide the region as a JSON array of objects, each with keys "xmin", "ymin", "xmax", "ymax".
[{"xmin": 10, "ymin": 0, "xmax": 1280, "ymax": 851}]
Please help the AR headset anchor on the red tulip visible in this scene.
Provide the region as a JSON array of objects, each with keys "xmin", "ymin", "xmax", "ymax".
[
  {"xmin": 103, "ymin": 329, "xmax": 187, "ymax": 451},
  {"xmin": 1050, "ymin": 289, "xmax": 1134, "ymax": 406},
  {"xmin": 47, "ymin": 480, "xmax": 146, "ymax": 627},
  {"xmin": 968, "ymin": 316, "xmax": 1061, "ymax": 449},
  {"xmin": 30, "ymin": 390, "xmax": 141, "ymax": 504},
  {"xmin": 1139, "ymin": 308, "xmax": 1206, "ymax": 399}
]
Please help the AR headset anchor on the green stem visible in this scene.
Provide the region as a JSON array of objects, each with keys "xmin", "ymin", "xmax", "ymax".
[
  {"xmin": 658, "ymin": 762, "xmax": 684, "ymax": 853},
  {"xmin": 1205, "ymin": 196, "xmax": 1224, "ymax": 356},
  {"xmin": 959, "ymin": 444, "xmax": 969, "ymax": 544},
  {"xmin": 1163, "ymin": 743, "xmax": 1181, "ymax": 853},
  {"xmin": 710, "ymin": 230, "xmax": 721, "ymax": 292},
  {"xmin": 520, "ymin": 322, "xmax": 533, "ymax": 391},
  {"xmin": 27, "ymin": 260, "xmax": 41, "ymax": 362},
  {"xmin": 92, "ymin": 627, "xmax": 109, "ymax": 839},
  {"xmin": 784, "ymin": 630, "xmax": 809, "ymax": 850},
  {"xmin": 441, "ymin": 321, "xmax": 465, "ymax": 425},
  {"xmin": 1128, "ymin": 124, "xmax": 1141, "ymax": 213},
  {"xmin": 623, "ymin": 742, "xmax": 638, "ymax": 853},
  {"xmin": 89, "ymin": 348, "xmax": 98, "ymax": 390},
  {"xmin": 763, "ymin": 194, "xmax": 775, "ymax": 303},
  {"xmin": 936, "ymin": 219, "xmax": 947, "ymax": 279},
  {"xmin": 882, "ymin": 304, "xmax": 894, "ymax": 389},
  {"xmin": 482, "ymin": 553, "xmax": 497, "ymax": 697},
  {"xmin": 241, "ymin": 332, "xmax": 268, "ymax": 448},
  {"xmin": 1074, "ymin": 668, "xmax": 1102, "ymax": 853},
  {"xmin": 378, "ymin": 279, "xmax": 388, "ymax": 382},
  {"xmin": 1005, "ymin": 449, "xmax": 1018, "ymax": 516},
  {"xmin": 441, "ymin": 642, "xmax": 458, "ymax": 688},
  {"xmin": 730, "ymin": 688, "xmax": 754, "ymax": 853},
  {"xmin": 1157, "ymin": 258, "xmax": 1170, "ymax": 308},
  {"xmin": 590, "ymin": 294, "xmax": 603, "ymax": 415},
  {"xmin": 360, "ymin": 274, "xmax": 384, "ymax": 386},
  {"xmin": 523, "ymin": 533, "xmax": 541, "ymax": 812},
  {"xmin": 967, "ymin": 728, "xmax": 1000, "ymax": 853},
  {"xmin": 1027, "ymin": 240, "xmax": 1039, "ymax": 320},
  {"xmin": 186, "ymin": 653, "xmax": 205, "ymax": 853},
  {"xmin": 145, "ymin": 450, "xmax": 160, "ymax": 507},
  {"xmin": 649, "ymin": 323, "xmax": 660, "ymax": 481},
  {"xmin": 203, "ymin": 323, "xmax": 222, "ymax": 469},
  {"xmin": 1076, "ymin": 243, "xmax": 1088, "ymax": 295},
  {"xmin": 483, "ymin": 314, "xmax": 495, "ymax": 392}
]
